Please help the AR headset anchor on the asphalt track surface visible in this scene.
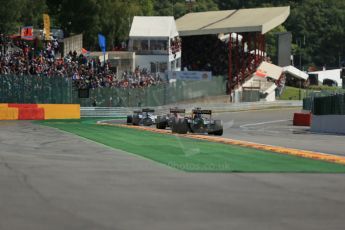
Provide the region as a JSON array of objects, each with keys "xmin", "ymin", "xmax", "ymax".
[
  {"xmin": 1, "ymin": 115, "xmax": 345, "ymax": 230},
  {"xmin": 213, "ymin": 108, "xmax": 345, "ymax": 156}
]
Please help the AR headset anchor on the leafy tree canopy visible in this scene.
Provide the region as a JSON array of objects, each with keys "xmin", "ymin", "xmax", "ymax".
[{"xmin": 1, "ymin": 0, "xmax": 343, "ymax": 68}]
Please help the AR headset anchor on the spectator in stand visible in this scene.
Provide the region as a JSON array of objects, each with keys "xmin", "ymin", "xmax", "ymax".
[
  {"xmin": 181, "ymin": 35, "xmax": 228, "ymax": 75},
  {"xmin": 0, "ymin": 37, "xmax": 164, "ymax": 90}
]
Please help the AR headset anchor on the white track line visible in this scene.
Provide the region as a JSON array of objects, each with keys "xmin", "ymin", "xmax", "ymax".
[{"xmin": 240, "ymin": 119, "xmax": 291, "ymax": 128}]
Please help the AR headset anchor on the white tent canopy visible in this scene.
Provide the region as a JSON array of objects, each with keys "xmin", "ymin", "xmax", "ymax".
[
  {"xmin": 308, "ymin": 69, "xmax": 342, "ymax": 87},
  {"xmin": 129, "ymin": 16, "xmax": 179, "ymax": 39},
  {"xmin": 283, "ymin": 65, "xmax": 308, "ymax": 80}
]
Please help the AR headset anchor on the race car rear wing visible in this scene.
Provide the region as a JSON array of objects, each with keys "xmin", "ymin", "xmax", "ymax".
[
  {"xmin": 192, "ymin": 109, "xmax": 212, "ymax": 115},
  {"xmin": 142, "ymin": 108, "xmax": 155, "ymax": 113},
  {"xmin": 170, "ymin": 108, "xmax": 186, "ymax": 114}
]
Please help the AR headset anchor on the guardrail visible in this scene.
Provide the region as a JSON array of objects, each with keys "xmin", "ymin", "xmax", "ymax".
[{"xmin": 81, "ymin": 100, "xmax": 302, "ymax": 117}]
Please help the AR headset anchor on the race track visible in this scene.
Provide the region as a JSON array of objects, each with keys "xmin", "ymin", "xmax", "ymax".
[
  {"xmin": 1, "ymin": 120, "xmax": 345, "ymax": 230},
  {"xmin": 213, "ymin": 108, "xmax": 345, "ymax": 156},
  {"xmin": 113, "ymin": 108, "xmax": 344, "ymax": 156}
]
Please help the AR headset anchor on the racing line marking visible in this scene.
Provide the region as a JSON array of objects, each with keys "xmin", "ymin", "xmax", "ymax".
[
  {"xmin": 98, "ymin": 122, "xmax": 345, "ymax": 166},
  {"xmin": 239, "ymin": 120, "xmax": 290, "ymax": 129}
]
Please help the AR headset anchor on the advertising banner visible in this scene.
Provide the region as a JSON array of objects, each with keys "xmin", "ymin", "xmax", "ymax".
[
  {"xmin": 43, "ymin": 14, "xmax": 51, "ymax": 40},
  {"xmin": 167, "ymin": 71, "xmax": 212, "ymax": 81},
  {"xmin": 21, "ymin": 26, "xmax": 34, "ymax": 40}
]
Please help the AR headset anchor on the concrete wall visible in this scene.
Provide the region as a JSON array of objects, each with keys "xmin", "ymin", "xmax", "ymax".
[
  {"xmin": 135, "ymin": 52, "xmax": 181, "ymax": 73},
  {"xmin": 63, "ymin": 34, "xmax": 83, "ymax": 56},
  {"xmin": 88, "ymin": 52, "xmax": 109, "ymax": 64},
  {"xmin": 237, "ymin": 76, "xmax": 277, "ymax": 102},
  {"xmin": 108, "ymin": 51, "xmax": 136, "ymax": 75},
  {"xmin": 135, "ymin": 55, "xmax": 168, "ymax": 72},
  {"xmin": 311, "ymin": 115, "xmax": 345, "ymax": 134},
  {"xmin": 264, "ymin": 83, "xmax": 277, "ymax": 102}
]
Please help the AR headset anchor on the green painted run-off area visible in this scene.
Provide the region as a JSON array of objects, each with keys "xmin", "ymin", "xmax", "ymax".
[{"xmin": 38, "ymin": 119, "xmax": 345, "ymax": 173}]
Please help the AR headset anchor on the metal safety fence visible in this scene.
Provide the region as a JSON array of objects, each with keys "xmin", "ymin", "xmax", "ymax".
[
  {"xmin": 81, "ymin": 100, "xmax": 303, "ymax": 118},
  {"xmin": 0, "ymin": 75, "xmax": 73, "ymax": 104},
  {"xmin": 0, "ymin": 75, "xmax": 226, "ymax": 106},
  {"xmin": 302, "ymin": 89, "xmax": 345, "ymax": 111},
  {"xmin": 313, "ymin": 94, "xmax": 345, "ymax": 115},
  {"xmin": 74, "ymin": 77, "xmax": 226, "ymax": 107}
]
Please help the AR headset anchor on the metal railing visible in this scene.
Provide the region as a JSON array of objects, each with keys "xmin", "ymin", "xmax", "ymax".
[
  {"xmin": 75, "ymin": 77, "xmax": 227, "ymax": 107},
  {"xmin": 0, "ymin": 75, "xmax": 73, "ymax": 104},
  {"xmin": 80, "ymin": 100, "xmax": 302, "ymax": 117},
  {"xmin": 1, "ymin": 74, "xmax": 226, "ymax": 106}
]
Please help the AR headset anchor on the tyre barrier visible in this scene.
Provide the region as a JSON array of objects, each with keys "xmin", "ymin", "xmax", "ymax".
[
  {"xmin": 0, "ymin": 104, "xmax": 80, "ymax": 120},
  {"xmin": 18, "ymin": 108, "xmax": 45, "ymax": 120},
  {"xmin": 293, "ymin": 112, "xmax": 311, "ymax": 126},
  {"xmin": 8, "ymin": 103, "xmax": 38, "ymax": 109},
  {"xmin": 38, "ymin": 104, "xmax": 80, "ymax": 119},
  {"xmin": 0, "ymin": 107, "xmax": 19, "ymax": 120}
]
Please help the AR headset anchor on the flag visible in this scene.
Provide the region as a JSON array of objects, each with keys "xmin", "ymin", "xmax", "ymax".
[
  {"xmin": 81, "ymin": 48, "xmax": 89, "ymax": 55},
  {"xmin": 43, "ymin": 14, "xmax": 51, "ymax": 40},
  {"xmin": 98, "ymin": 34, "xmax": 106, "ymax": 54},
  {"xmin": 21, "ymin": 26, "xmax": 34, "ymax": 40}
]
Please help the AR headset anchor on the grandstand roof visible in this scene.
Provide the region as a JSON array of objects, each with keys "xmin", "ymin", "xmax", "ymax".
[
  {"xmin": 176, "ymin": 6, "xmax": 290, "ymax": 36},
  {"xmin": 129, "ymin": 16, "xmax": 179, "ymax": 38},
  {"xmin": 283, "ymin": 66, "xmax": 308, "ymax": 80}
]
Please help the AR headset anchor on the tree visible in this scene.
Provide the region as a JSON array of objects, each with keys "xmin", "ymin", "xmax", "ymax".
[
  {"xmin": 1, "ymin": 0, "xmax": 343, "ymax": 68},
  {"xmin": 50, "ymin": 0, "xmax": 155, "ymax": 49},
  {"xmin": 191, "ymin": 0, "xmax": 218, "ymax": 13},
  {"xmin": 0, "ymin": 0, "xmax": 25, "ymax": 34},
  {"xmin": 56, "ymin": 0, "xmax": 101, "ymax": 49},
  {"xmin": 265, "ymin": 25, "xmax": 287, "ymax": 62},
  {"xmin": 153, "ymin": 0, "xmax": 175, "ymax": 16},
  {"xmin": 285, "ymin": 0, "xmax": 345, "ymax": 68},
  {"xmin": 100, "ymin": 0, "xmax": 155, "ymax": 49},
  {"xmin": 20, "ymin": 0, "xmax": 48, "ymax": 28}
]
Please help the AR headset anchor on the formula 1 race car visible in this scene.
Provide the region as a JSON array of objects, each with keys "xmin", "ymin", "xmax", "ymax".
[
  {"xmin": 126, "ymin": 108, "xmax": 157, "ymax": 126},
  {"xmin": 156, "ymin": 108, "xmax": 186, "ymax": 130},
  {"xmin": 171, "ymin": 108, "xmax": 223, "ymax": 135}
]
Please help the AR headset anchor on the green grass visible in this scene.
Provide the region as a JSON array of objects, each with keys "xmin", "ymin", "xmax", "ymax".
[
  {"xmin": 37, "ymin": 119, "xmax": 345, "ymax": 173},
  {"xmin": 279, "ymin": 86, "xmax": 345, "ymax": 100},
  {"xmin": 279, "ymin": 86, "xmax": 306, "ymax": 100}
]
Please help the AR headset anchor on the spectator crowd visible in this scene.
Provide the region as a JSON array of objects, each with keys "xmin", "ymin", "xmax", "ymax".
[
  {"xmin": 181, "ymin": 35, "xmax": 229, "ymax": 75},
  {"xmin": 0, "ymin": 35, "xmax": 164, "ymax": 90}
]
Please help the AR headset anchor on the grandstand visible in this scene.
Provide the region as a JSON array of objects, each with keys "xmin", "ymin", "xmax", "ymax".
[
  {"xmin": 176, "ymin": 6, "xmax": 290, "ymax": 102},
  {"xmin": 0, "ymin": 6, "xmax": 293, "ymax": 106}
]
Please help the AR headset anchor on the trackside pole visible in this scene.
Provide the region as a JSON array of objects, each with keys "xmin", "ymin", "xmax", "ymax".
[
  {"xmin": 241, "ymin": 33, "xmax": 245, "ymax": 84},
  {"xmin": 228, "ymin": 33, "xmax": 232, "ymax": 98},
  {"xmin": 248, "ymin": 33, "xmax": 252, "ymax": 72},
  {"xmin": 236, "ymin": 33, "xmax": 239, "ymax": 88}
]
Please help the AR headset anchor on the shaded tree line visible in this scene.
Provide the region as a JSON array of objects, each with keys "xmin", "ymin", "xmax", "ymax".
[{"xmin": 0, "ymin": 0, "xmax": 343, "ymax": 68}]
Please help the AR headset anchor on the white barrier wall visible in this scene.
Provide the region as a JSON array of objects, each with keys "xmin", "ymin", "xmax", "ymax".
[
  {"xmin": 311, "ymin": 115, "xmax": 345, "ymax": 134},
  {"xmin": 63, "ymin": 34, "xmax": 83, "ymax": 56}
]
